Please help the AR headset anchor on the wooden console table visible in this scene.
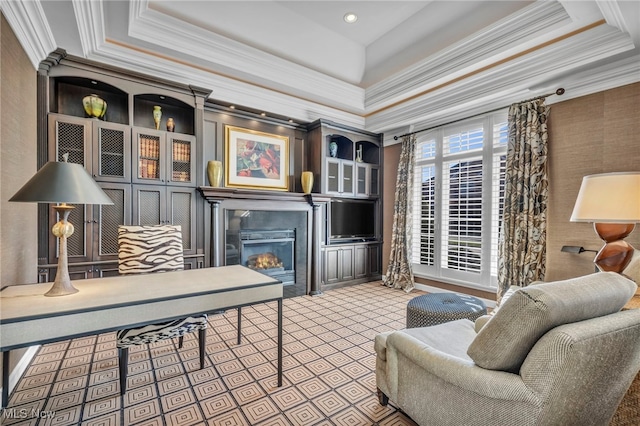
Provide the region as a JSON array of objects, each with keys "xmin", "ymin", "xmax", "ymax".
[{"xmin": 0, "ymin": 265, "xmax": 283, "ymax": 407}]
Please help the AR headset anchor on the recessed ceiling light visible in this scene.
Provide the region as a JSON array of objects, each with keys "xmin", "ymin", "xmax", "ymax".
[
  {"xmin": 343, "ymin": 12, "xmax": 358, "ymax": 24},
  {"xmin": 229, "ymin": 105, "xmax": 235, "ymax": 109},
  {"xmin": 260, "ymin": 112, "xmax": 266, "ymax": 117},
  {"xmin": 288, "ymin": 119, "xmax": 294, "ymax": 123}
]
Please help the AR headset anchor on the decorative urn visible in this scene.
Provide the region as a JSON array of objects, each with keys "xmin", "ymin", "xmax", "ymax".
[{"xmin": 82, "ymin": 94, "xmax": 107, "ymax": 119}]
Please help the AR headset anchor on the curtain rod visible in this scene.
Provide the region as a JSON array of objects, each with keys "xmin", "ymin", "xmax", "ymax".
[{"xmin": 393, "ymin": 88, "xmax": 565, "ymax": 140}]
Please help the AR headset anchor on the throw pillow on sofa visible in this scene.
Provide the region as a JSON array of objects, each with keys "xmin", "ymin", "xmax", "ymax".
[{"xmin": 467, "ymin": 272, "xmax": 636, "ymax": 372}]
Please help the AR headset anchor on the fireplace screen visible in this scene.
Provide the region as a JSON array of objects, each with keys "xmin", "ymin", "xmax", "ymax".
[{"xmin": 238, "ymin": 229, "xmax": 295, "ymax": 285}]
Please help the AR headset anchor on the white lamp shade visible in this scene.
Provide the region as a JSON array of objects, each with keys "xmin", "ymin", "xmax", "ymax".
[{"xmin": 570, "ymin": 172, "xmax": 640, "ymax": 223}]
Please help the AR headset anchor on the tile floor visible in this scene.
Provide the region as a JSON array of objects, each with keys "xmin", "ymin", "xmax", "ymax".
[{"xmin": 2, "ymin": 281, "xmax": 424, "ymax": 426}]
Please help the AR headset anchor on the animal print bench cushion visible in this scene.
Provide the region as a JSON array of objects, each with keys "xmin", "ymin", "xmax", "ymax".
[
  {"xmin": 118, "ymin": 225, "xmax": 185, "ymax": 275},
  {"xmin": 116, "ymin": 314, "xmax": 208, "ymax": 348}
]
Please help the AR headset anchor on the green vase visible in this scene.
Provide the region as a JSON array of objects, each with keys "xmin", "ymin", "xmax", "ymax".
[
  {"xmin": 153, "ymin": 106, "xmax": 162, "ymax": 130},
  {"xmin": 82, "ymin": 94, "xmax": 107, "ymax": 119}
]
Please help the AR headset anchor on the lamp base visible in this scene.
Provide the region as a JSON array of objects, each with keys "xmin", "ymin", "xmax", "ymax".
[
  {"xmin": 44, "ymin": 276, "xmax": 79, "ymax": 297},
  {"xmin": 45, "ymin": 205, "xmax": 79, "ymax": 297},
  {"xmin": 593, "ymin": 223, "xmax": 636, "ymax": 273}
]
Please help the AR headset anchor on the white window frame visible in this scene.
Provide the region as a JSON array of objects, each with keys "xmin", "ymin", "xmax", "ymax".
[{"xmin": 411, "ymin": 112, "xmax": 507, "ymax": 290}]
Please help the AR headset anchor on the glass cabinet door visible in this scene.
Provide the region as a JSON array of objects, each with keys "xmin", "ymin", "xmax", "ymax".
[
  {"xmin": 167, "ymin": 134, "xmax": 196, "ymax": 186},
  {"xmin": 133, "ymin": 129, "xmax": 165, "ymax": 184}
]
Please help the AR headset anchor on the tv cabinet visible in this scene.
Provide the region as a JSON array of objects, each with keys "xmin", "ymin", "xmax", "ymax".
[{"xmin": 306, "ymin": 119, "xmax": 383, "ymax": 290}]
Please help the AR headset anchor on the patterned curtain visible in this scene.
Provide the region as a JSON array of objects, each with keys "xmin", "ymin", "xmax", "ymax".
[
  {"xmin": 497, "ymin": 99, "xmax": 549, "ymax": 296},
  {"xmin": 383, "ymin": 135, "xmax": 416, "ymax": 292}
]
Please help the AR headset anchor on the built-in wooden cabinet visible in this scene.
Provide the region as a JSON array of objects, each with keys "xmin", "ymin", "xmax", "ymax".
[
  {"xmin": 39, "ymin": 66, "xmax": 208, "ymax": 281},
  {"xmin": 324, "ymin": 245, "xmax": 355, "ymax": 284},
  {"xmin": 132, "ymin": 129, "xmax": 196, "ymax": 186},
  {"xmin": 323, "ymin": 242, "xmax": 382, "ymax": 288},
  {"xmin": 307, "ymin": 121, "xmax": 381, "ymax": 198},
  {"xmin": 307, "ymin": 120, "xmax": 383, "ymax": 289},
  {"xmin": 132, "ymin": 185, "xmax": 197, "ymax": 255}
]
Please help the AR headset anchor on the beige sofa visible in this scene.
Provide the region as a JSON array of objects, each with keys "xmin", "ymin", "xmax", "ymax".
[{"xmin": 375, "ymin": 272, "xmax": 640, "ymax": 426}]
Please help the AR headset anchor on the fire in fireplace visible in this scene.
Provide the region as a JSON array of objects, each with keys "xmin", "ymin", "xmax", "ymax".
[
  {"xmin": 248, "ymin": 252, "xmax": 284, "ymax": 270},
  {"xmin": 239, "ymin": 229, "xmax": 295, "ymax": 286}
]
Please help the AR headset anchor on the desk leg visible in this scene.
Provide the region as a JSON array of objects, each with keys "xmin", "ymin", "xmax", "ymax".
[
  {"xmin": 237, "ymin": 307, "xmax": 242, "ymax": 345},
  {"xmin": 278, "ymin": 298, "xmax": 282, "ymax": 387},
  {"xmin": 2, "ymin": 351, "xmax": 9, "ymax": 408}
]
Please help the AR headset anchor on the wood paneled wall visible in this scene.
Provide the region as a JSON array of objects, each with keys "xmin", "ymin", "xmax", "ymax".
[{"xmin": 382, "ymin": 82, "xmax": 640, "ymax": 296}]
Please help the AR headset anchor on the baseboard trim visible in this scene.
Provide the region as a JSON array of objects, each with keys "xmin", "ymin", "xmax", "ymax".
[
  {"xmin": 414, "ymin": 283, "xmax": 497, "ymax": 308},
  {"xmin": 0, "ymin": 345, "xmax": 40, "ymax": 409}
]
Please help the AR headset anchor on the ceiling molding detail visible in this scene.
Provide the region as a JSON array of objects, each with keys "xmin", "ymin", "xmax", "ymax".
[
  {"xmin": 3, "ymin": 0, "xmax": 639, "ymax": 135},
  {"xmin": 596, "ymin": 0, "xmax": 629, "ymax": 34},
  {"xmin": 365, "ymin": 24, "xmax": 635, "ymax": 133},
  {"xmin": 79, "ymin": 38, "xmax": 365, "ymax": 129},
  {"xmin": 365, "ymin": 1, "xmax": 569, "ymax": 111},
  {"xmin": 125, "ymin": 0, "xmax": 364, "ymax": 114},
  {"xmin": 0, "ymin": 0, "xmax": 56, "ymax": 69},
  {"xmin": 72, "ymin": 0, "xmax": 105, "ymax": 57},
  {"xmin": 556, "ymin": 54, "xmax": 640, "ymax": 101}
]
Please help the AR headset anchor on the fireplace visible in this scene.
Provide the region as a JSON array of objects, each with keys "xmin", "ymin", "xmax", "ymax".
[
  {"xmin": 224, "ymin": 208, "xmax": 309, "ymax": 298},
  {"xmin": 199, "ymin": 188, "xmax": 331, "ymax": 298},
  {"xmin": 238, "ymin": 229, "xmax": 296, "ymax": 286}
]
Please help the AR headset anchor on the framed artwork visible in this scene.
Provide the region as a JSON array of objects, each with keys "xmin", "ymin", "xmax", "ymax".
[{"xmin": 224, "ymin": 125, "xmax": 289, "ymax": 191}]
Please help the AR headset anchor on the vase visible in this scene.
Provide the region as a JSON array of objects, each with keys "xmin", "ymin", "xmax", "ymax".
[
  {"xmin": 153, "ymin": 106, "xmax": 162, "ymax": 130},
  {"xmin": 82, "ymin": 94, "xmax": 107, "ymax": 119},
  {"xmin": 329, "ymin": 141, "xmax": 338, "ymax": 158},
  {"xmin": 207, "ymin": 160, "xmax": 222, "ymax": 187},
  {"xmin": 166, "ymin": 117, "xmax": 175, "ymax": 132},
  {"xmin": 301, "ymin": 171, "xmax": 314, "ymax": 194}
]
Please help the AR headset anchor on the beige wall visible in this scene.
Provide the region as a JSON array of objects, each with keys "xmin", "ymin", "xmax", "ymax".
[
  {"xmin": 382, "ymin": 82, "xmax": 640, "ymax": 297},
  {"xmin": 546, "ymin": 82, "xmax": 640, "ymax": 281},
  {"xmin": 1, "ymin": 12, "xmax": 38, "ymax": 397}
]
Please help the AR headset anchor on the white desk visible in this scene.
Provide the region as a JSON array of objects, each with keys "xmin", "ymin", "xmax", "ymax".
[{"xmin": 0, "ymin": 265, "xmax": 283, "ymax": 407}]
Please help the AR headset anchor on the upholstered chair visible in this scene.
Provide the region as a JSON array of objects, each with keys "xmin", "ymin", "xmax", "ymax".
[
  {"xmin": 116, "ymin": 225, "xmax": 208, "ymax": 395},
  {"xmin": 375, "ymin": 272, "xmax": 640, "ymax": 425}
]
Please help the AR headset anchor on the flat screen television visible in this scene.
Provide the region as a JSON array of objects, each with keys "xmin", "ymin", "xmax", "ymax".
[{"xmin": 330, "ymin": 199, "xmax": 376, "ymax": 241}]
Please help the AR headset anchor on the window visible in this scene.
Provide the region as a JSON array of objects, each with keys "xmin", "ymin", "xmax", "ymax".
[{"xmin": 411, "ymin": 112, "xmax": 507, "ymax": 289}]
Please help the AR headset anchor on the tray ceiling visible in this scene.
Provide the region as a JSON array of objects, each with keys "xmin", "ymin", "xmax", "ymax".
[{"xmin": 2, "ymin": 0, "xmax": 639, "ymax": 137}]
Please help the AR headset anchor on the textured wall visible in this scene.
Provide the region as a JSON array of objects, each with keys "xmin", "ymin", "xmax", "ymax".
[
  {"xmin": 1, "ymin": 12, "xmax": 38, "ymax": 396},
  {"xmin": 546, "ymin": 82, "xmax": 640, "ymax": 281},
  {"xmin": 382, "ymin": 83, "xmax": 640, "ymax": 296}
]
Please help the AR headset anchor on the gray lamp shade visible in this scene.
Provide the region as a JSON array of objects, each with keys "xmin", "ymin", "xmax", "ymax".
[{"xmin": 9, "ymin": 161, "xmax": 114, "ymax": 205}]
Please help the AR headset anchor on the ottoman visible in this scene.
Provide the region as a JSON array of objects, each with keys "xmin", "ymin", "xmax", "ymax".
[{"xmin": 406, "ymin": 293, "xmax": 487, "ymax": 328}]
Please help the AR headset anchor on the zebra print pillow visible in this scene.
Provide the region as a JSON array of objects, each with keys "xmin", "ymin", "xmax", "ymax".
[{"xmin": 118, "ymin": 225, "xmax": 184, "ymax": 275}]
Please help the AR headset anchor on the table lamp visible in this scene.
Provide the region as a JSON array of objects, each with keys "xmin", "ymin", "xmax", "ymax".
[
  {"xmin": 570, "ymin": 172, "xmax": 640, "ymax": 273},
  {"xmin": 9, "ymin": 155, "xmax": 114, "ymax": 296}
]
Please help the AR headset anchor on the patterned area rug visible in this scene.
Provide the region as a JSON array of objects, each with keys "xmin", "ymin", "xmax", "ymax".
[{"xmin": 2, "ymin": 282, "xmax": 425, "ymax": 425}]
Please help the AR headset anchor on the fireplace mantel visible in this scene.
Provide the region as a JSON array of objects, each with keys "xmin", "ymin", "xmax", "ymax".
[
  {"xmin": 198, "ymin": 186, "xmax": 330, "ymax": 295},
  {"xmin": 198, "ymin": 186, "xmax": 331, "ymax": 204}
]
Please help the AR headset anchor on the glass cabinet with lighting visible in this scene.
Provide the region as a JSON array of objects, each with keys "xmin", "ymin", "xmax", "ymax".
[{"xmin": 40, "ymin": 64, "xmax": 207, "ymax": 281}]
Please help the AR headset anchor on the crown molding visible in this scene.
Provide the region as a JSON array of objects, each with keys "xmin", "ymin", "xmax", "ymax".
[
  {"xmin": 82, "ymin": 40, "xmax": 364, "ymax": 129},
  {"xmin": 0, "ymin": 0, "xmax": 56, "ymax": 69},
  {"xmin": 72, "ymin": 0, "xmax": 105, "ymax": 57},
  {"xmin": 125, "ymin": 0, "xmax": 364, "ymax": 114},
  {"xmin": 552, "ymin": 54, "xmax": 640, "ymax": 102},
  {"xmin": 596, "ymin": 0, "xmax": 629, "ymax": 34},
  {"xmin": 364, "ymin": 1, "xmax": 569, "ymax": 111},
  {"xmin": 365, "ymin": 24, "xmax": 635, "ymax": 133}
]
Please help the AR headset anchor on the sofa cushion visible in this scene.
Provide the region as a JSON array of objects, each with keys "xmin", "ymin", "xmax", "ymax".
[
  {"xmin": 474, "ymin": 285, "xmax": 521, "ymax": 333},
  {"xmin": 467, "ymin": 272, "xmax": 636, "ymax": 372}
]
